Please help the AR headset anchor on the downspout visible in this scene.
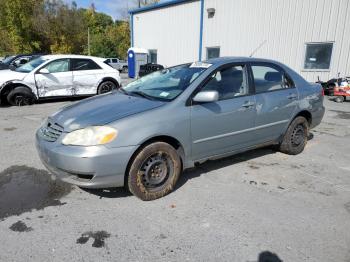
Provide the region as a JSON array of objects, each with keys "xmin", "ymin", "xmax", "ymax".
[
  {"xmin": 130, "ymin": 13, "xmax": 134, "ymax": 47},
  {"xmin": 198, "ymin": 0, "xmax": 204, "ymax": 61}
]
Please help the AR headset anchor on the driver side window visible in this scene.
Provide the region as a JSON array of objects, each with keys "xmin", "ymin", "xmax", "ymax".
[
  {"xmin": 44, "ymin": 59, "xmax": 69, "ymax": 73},
  {"xmin": 202, "ymin": 65, "xmax": 249, "ymax": 100}
]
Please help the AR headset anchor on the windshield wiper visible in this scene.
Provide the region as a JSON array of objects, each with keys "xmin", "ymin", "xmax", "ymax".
[
  {"xmin": 129, "ymin": 90, "xmax": 157, "ymax": 100},
  {"xmin": 118, "ymin": 87, "xmax": 130, "ymax": 95}
]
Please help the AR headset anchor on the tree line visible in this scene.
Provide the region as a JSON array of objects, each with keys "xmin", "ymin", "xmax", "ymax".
[{"xmin": 0, "ymin": 0, "xmax": 159, "ymax": 58}]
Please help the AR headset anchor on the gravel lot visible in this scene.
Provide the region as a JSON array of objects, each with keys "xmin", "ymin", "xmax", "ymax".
[{"xmin": 0, "ymin": 86, "xmax": 349, "ymax": 261}]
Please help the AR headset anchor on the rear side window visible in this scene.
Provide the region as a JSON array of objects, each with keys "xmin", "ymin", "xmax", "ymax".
[
  {"xmin": 111, "ymin": 59, "xmax": 118, "ymax": 63},
  {"xmin": 251, "ymin": 64, "xmax": 293, "ymax": 93},
  {"xmin": 202, "ymin": 65, "xmax": 249, "ymax": 100},
  {"xmin": 71, "ymin": 59, "xmax": 101, "ymax": 71}
]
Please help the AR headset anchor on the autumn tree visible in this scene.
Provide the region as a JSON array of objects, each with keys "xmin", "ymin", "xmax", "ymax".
[{"xmin": 0, "ymin": 0, "xmax": 134, "ymax": 58}]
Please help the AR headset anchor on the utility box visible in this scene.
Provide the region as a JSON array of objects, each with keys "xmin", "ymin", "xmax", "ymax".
[{"xmin": 128, "ymin": 48, "xmax": 149, "ymax": 78}]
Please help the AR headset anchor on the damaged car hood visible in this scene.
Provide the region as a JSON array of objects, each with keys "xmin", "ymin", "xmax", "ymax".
[
  {"xmin": 51, "ymin": 92, "xmax": 165, "ymax": 132},
  {"xmin": 0, "ymin": 70, "xmax": 26, "ymax": 85}
]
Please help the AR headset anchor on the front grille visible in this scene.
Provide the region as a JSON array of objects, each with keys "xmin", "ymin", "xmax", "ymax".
[{"xmin": 40, "ymin": 121, "xmax": 63, "ymax": 142}]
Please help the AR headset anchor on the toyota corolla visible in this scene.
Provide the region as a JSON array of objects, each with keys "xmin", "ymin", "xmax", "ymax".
[{"xmin": 36, "ymin": 57, "xmax": 325, "ymax": 200}]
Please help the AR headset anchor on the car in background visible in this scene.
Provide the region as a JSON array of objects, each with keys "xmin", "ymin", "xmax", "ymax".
[
  {"xmin": 36, "ymin": 57, "xmax": 325, "ymax": 201},
  {"xmin": 139, "ymin": 63, "xmax": 164, "ymax": 77},
  {"xmin": 0, "ymin": 55, "xmax": 121, "ymax": 106},
  {"xmin": 0, "ymin": 54, "xmax": 42, "ymax": 70},
  {"xmin": 105, "ymin": 58, "xmax": 128, "ymax": 72}
]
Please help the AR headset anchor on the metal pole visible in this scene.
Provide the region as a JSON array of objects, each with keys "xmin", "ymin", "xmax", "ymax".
[{"xmin": 88, "ymin": 27, "xmax": 91, "ymax": 56}]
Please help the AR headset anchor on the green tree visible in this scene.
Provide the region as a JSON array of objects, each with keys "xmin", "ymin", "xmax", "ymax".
[
  {"xmin": 0, "ymin": 0, "xmax": 43, "ymax": 54},
  {"xmin": 0, "ymin": 0, "xmax": 131, "ymax": 58}
]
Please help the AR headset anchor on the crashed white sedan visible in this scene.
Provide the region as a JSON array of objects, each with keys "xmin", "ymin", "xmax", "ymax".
[{"xmin": 0, "ymin": 55, "xmax": 121, "ymax": 106}]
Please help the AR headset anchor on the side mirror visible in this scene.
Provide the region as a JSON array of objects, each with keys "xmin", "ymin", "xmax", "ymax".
[
  {"xmin": 9, "ymin": 64, "xmax": 16, "ymax": 71},
  {"xmin": 193, "ymin": 90, "xmax": 219, "ymax": 103},
  {"xmin": 39, "ymin": 68, "xmax": 50, "ymax": 74}
]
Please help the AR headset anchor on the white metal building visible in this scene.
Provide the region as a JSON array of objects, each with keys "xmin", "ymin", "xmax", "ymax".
[{"xmin": 129, "ymin": 0, "xmax": 350, "ymax": 81}]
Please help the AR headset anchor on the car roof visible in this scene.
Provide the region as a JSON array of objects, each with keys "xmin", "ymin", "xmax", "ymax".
[
  {"xmin": 205, "ymin": 56, "xmax": 285, "ymax": 66},
  {"xmin": 41, "ymin": 54, "xmax": 105, "ymax": 62}
]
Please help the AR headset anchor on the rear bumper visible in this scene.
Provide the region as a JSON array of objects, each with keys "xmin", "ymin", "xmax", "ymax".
[
  {"xmin": 311, "ymin": 105, "xmax": 325, "ymax": 129},
  {"xmin": 35, "ymin": 131, "xmax": 137, "ymax": 188}
]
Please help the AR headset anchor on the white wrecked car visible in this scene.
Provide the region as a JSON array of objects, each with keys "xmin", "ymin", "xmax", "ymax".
[{"xmin": 0, "ymin": 55, "xmax": 121, "ymax": 106}]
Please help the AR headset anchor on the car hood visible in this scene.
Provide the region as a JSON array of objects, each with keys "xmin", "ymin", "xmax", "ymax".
[
  {"xmin": 0, "ymin": 69, "xmax": 26, "ymax": 85},
  {"xmin": 50, "ymin": 92, "xmax": 165, "ymax": 132}
]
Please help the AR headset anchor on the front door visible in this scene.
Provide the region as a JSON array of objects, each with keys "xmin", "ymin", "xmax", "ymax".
[
  {"xmin": 35, "ymin": 59, "xmax": 72, "ymax": 97},
  {"xmin": 250, "ymin": 62, "xmax": 298, "ymax": 143},
  {"xmin": 190, "ymin": 64, "xmax": 257, "ymax": 161}
]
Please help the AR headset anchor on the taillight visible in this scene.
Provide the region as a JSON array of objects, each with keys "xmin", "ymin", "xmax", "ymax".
[{"xmin": 321, "ymin": 88, "xmax": 324, "ymax": 96}]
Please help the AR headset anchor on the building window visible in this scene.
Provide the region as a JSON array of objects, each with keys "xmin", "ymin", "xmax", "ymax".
[
  {"xmin": 304, "ymin": 43, "xmax": 333, "ymax": 70},
  {"xmin": 149, "ymin": 49, "xmax": 157, "ymax": 64},
  {"xmin": 206, "ymin": 47, "xmax": 220, "ymax": 59}
]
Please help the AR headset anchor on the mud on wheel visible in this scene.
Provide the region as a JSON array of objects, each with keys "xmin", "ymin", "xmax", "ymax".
[
  {"xmin": 127, "ymin": 142, "xmax": 181, "ymax": 201},
  {"xmin": 279, "ymin": 116, "xmax": 309, "ymax": 155}
]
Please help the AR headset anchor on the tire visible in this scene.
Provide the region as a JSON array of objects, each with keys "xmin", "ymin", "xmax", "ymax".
[
  {"xmin": 7, "ymin": 86, "xmax": 35, "ymax": 106},
  {"xmin": 97, "ymin": 81, "xmax": 118, "ymax": 95},
  {"xmin": 335, "ymin": 96, "xmax": 345, "ymax": 103},
  {"xmin": 127, "ymin": 142, "xmax": 181, "ymax": 201},
  {"xmin": 279, "ymin": 116, "xmax": 309, "ymax": 155}
]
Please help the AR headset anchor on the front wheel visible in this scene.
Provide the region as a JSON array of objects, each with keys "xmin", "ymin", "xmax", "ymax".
[
  {"xmin": 127, "ymin": 142, "xmax": 181, "ymax": 201},
  {"xmin": 279, "ymin": 116, "xmax": 309, "ymax": 155},
  {"xmin": 7, "ymin": 86, "xmax": 35, "ymax": 106},
  {"xmin": 97, "ymin": 81, "xmax": 118, "ymax": 95}
]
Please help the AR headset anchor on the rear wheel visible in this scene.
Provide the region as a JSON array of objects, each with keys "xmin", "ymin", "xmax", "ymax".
[
  {"xmin": 7, "ymin": 86, "xmax": 35, "ymax": 106},
  {"xmin": 335, "ymin": 96, "xmax": 345, "ymax": 103},
  {"xmin": 97, "ymin": 81, "xmax": 118, "ymax": 95},
  {"xmin": 279, "ymin": 116, "xmax": 308, "ymax": 155},
  {"xmin": 127, "ymin": 142, "xmax": 181, "ymax": 201}
]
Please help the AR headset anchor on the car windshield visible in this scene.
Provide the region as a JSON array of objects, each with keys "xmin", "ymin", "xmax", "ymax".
[
  {"xmin": 123, "ymin": 63, "xmax": 210, "ymax": 101},
  {"xmin": 1, "ymin": 55, "xmax": 15, "ymax": 65},
  {"xmin": 15, "ymin": 57, "xmax": 46, "ymax": 73}
]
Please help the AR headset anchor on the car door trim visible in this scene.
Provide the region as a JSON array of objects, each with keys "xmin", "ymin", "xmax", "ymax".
[{"xmin": 193, "ymin": 119, "xmax": 289, "ymax": 144}]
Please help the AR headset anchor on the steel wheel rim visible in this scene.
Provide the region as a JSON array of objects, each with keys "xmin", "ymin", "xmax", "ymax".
[
  {"xmin": 291, "ymin": 124, "xmax": 305, "ymax": 146},
  {"xmin": 139, "ymin": 152, "xmax": 173, "ymax": 189},
  {"xmin": 100, "ymin": 82, "xmax": 114, "ymax": 94},
  {"xmin": 14, "ymin": 95, "xmax": 30, "ymax": 106}
]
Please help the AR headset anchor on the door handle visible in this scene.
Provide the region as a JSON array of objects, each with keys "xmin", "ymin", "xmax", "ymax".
[
  {"xmin": 287, "ymin": 94, "xmax": 297, "ymax": 99},
  {"xmin": 242, "ymin": 101, "xmax": 255, "ymax": 108}
]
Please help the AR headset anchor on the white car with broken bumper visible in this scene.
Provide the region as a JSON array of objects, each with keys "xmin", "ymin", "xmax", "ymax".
[{"xmin": 0, "ymin": 55, "xmax": 121, "ymax": 106}]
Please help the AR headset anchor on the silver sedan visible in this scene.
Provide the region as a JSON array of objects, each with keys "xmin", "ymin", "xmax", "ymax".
[{"xmin": 36, "ymin": 57, "xmax": 325, "ymax": 200}]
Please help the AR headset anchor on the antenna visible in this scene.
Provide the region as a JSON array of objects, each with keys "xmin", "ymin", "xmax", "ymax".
[{"xmin": 249, "ymin": 40, "xmax": 267, "ymax": 57}]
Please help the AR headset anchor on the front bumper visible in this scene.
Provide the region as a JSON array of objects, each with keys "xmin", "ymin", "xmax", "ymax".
[{"xmin": 35, "ymin": 131, "xmax": 137, "ymax": 188}]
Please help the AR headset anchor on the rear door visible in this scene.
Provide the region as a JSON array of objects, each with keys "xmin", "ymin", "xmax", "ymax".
[
  {"xmin": 190, "ymin": 63, "xmax": 257, "ymax": 160},
  {"xmin": 71, "ymin": 58, "xmax": 103, "ymax": 95},
  {"xmin": 249, "ymin": 62, "xmax": 298, "ymax": 143},
  {"xmin": 35, "ymin": 58, "xmax": 73, "ymax": 97}
]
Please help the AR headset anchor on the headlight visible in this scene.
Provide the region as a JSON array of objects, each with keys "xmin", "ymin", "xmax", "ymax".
[{"xmin": 62, "ymin": 126, "xmax": 117, "ymax": 146}]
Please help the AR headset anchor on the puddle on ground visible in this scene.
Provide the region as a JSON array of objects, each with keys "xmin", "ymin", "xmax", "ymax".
[
  {"xmin": 330, "ymin": 110, "xmax": 350, "ymax": 119},
  {"xmin": 9, "ymin": 220, "xmax": 33, "ymax": 232},
  {"xmin": 344, "ymin": 202, "xmax": 350, "ymax": 214},
  {"xmin": 3, "ymin": 127, "xmax": 17, "ymax": 131},
  {"xmin": 76, "ymin": 231, "xmax": 111, "ymax": 248},
  {"xmin": 0, "ymin": 165, "xmax": 73, "ymax": 220}
]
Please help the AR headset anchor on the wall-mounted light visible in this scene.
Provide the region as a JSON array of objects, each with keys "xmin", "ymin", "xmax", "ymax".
[{"xmin": 207, "ymin": 8, "xmax": 215, "ymax": 18}]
